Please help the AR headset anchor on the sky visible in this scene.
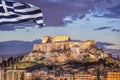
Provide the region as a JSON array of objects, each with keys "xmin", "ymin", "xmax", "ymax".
[{"xmin": 0, "ymin": 0, "xmax": 120, "ymax": 56}]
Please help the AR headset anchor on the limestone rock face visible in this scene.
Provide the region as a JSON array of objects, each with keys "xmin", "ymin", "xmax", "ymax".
[
  {"xmin": 22, "ymin": 37, "xmax": 108, "ymax": 63},
  {"xmin": 33, "ymin": 42, "xmax": 70, "ymax": 53}
]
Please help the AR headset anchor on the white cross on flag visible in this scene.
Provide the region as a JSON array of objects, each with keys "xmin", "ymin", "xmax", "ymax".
[{"xmin": 0, "ymin": 0, "xmax": 44, "ymax": 26}]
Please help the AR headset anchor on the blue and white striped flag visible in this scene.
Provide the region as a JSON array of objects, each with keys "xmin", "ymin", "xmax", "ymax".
[{"xmin": 0, "ymin": 0, "xmax": 44, "ymax": 26}]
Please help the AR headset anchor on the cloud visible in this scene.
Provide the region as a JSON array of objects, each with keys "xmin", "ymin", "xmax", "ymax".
[
  {"xmin": 96, "ymin": 42, "xmax": 113, "ymax": 50},
  {"xmin": 14, "ymin": 0, "xmax": 120, "ymax": 25},
  {"xmin": 26, "ymin": 29, "xmax": 30, "ymax": 32},
  {"xmin": 2, "ymin": 0, "xmax": 93, "ymax": 30},
  {"xmin": 104, "ymin": 44, "xmax": 120, "ymax": 50},
  {"xmin": 0, "ymin": 25, "xmax": 15, "ymax": 31},
  {"xmin": 86, "ymin": 0, "xmax": 120, "ymax": 18},
  {"xmin": 0, "ymin": 22, "xmax": 39, "ymax": 31},
  {"xmin": 0, "ymin": 0, "xmax": 120, "ymax": 31},
  {"xmin": 110, "ymin": 5, "xmax": 120, "ymax": 15},
  {"xmin": 94, "ymin": 27, "xmax": 112, "ymax": 30},
  {"xmin": 94, "ymin": 27, "xmax": 120, "ymax": 32},
  {"xmin": 96, "ymin": 41, "xmax": 120, "ymax": 51},
  {"xmin": 15, "ymin": 0, "xmax": 95, "ymax": 26},
  {"xmin": 104, "ymin": 44, "xmax": 120, "ymax": 58},
  {"xmin": 96, "ymin": 42, "xmax": 120, "ymax": 58},
  {"xmin": 6, "ymin": 0, "xmax": 14, "ymax": 2},
  {"xmin": 111, "ymin": 28, "xmax": 120, "ymax": 32},
  {"xmin": 49, "ymin": 0, "xmax": 61, "ymax": 3}
]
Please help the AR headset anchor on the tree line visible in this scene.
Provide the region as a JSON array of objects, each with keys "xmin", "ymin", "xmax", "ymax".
[{"xmin": 0, "ymin": 54, "xmax": 24, "ymax": 69}]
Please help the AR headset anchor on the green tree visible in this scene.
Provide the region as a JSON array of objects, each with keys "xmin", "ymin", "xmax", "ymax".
[
  {"xmin": 35, "ymin": 77, "xmax": 41, "ymax": 80},
  {"xmin": 7, "ymin": 56, "xmax": 14, "ymax": 66},
  {"xmin": 94, "ymin": 78, "xmax": 99, "ymax": 80},
  {"xmin": 47, "ymin": 77, "xmax": 53, "ymax": 80},
  {"xmin": 2, "ymin": 60, "xmax": 7, "ymax": 68}
]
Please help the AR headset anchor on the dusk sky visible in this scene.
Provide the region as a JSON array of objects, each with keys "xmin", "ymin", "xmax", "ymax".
[{"xmin": 0, "ymin": 0, "xmax": 120, "ymax": 56}]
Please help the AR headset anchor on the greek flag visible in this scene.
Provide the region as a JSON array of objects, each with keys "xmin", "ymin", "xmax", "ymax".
[{"xmin": 0, "ymin": 0, "xmax": 44, "ymax": 26}]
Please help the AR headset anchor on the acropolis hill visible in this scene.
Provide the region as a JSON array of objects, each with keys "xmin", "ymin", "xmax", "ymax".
[
  {"xmin": 1, "ymin": 36, "xmax": 120, "ymax": 80},
  {"xmin": 22, "ymin": 35, "xmax": 110, "ymax": 64}
]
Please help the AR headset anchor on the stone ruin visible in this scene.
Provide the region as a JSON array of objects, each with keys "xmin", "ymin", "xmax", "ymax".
[{"xmin": 42, "ymin": 35, "xmax": 70, "ymax": 43}]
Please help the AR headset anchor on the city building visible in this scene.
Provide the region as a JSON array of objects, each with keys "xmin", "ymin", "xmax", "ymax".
[
  {"xmin": 63, "ymin": 73, "xmax": 74, "ymax": 80},
  {"xmin": 25, "ymin": 72, "xmax": 32, "ymax": 80},
  {"xmin": 54, "ymin": 74, "xmax": 73, "ymax": 80},
  {"xmin": 1, "ymin": 69, "xmax": 120, "ymax": 80},
  {"xmin": 0, "ymin": 70, "xmax": 4, "ymax": 80},
  {"xmin": 74, "ymin": 73, "xmax": 96, "ymax": 80},
  {"xmin": 33, "ymin": 70, "xmax": 48, "ymax": 80},
  {"xmin": 107, "ymin": 72, "xmax": 120, "ymax": 80},
  {"xmin": 6, "ymin": 70, "xmax": 25, "ymax": 80}
]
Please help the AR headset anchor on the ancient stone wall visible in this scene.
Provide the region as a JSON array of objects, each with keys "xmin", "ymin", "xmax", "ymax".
[
  {"xmin": 22, "ymin": 39, "xmax": 101, "ymax": 62},
  {"xmin": 42, "ymin": 35, "xmax": 70, "ymax": 43}
]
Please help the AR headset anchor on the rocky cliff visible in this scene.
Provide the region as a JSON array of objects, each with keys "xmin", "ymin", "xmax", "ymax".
[{"xmin": 22, "ymin": 38, "xmax": 110, "ymax": 64}]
